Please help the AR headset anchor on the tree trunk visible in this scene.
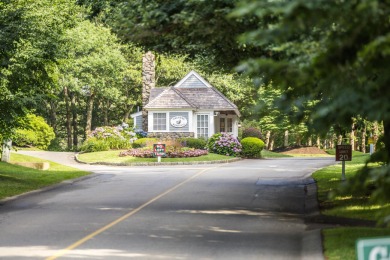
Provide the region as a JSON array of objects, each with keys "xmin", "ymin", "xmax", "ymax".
[
  {"xmin": 361, "ymin": 125, "xmax": 366, "ymax": 153},
  {"xmin": 373, "ymin": 121, "xmax": 379, "ymax": 151},
  {"xmin": 122, "ymin": 105, "xmax": 134, "ymax": 123},
  {"xmin": 284, "ymin": 130, "xmax": 289, "ymax": 147},
  {"xmin": 103, "ymin": 100, "xmax": 110, "ymax": 126},
  {"xmin": 1, "ymin": 139, "xmax": 12, "ymax": 162},
  {"xmin": 49, "ymin": 100, "xmax": 57, "ymax": 134},
  {"xmin": 265, "ymin": 131, "xmax": 271, "ymax": 149},
  {"xmin": 269, "ymin": 136, "xmax": 275, "ymax": 151},
  {"xmin": 316, "ymin": 136, "xmax": 321, "ymax": 149},
  {"xmin": 296, "ymin": 135, "xmax": 302, "ymax": 146},
  {"xmin": 351, "ymin": 122, "xmax": 355, "ymax": 151},
  {"xmin": 85, "ymin": 93, "xmax": 95, "ymax": 137},
  {"xmin": 64, "ymin": 86, "xmax": 72, "ymax": 150},
  {"xmin": 308, "ymin": 136, "xmax": 312, "ymax": 146},
  {"xmin": 337, "ymin": 135, "xmax": 343, "ymax": 145},
  {"xmin": 71, "ymin": 93, "xmax": 78, "ymax": 148},
  {"xmin": 383, "ymin": 119, "xmax": 390, "ymax": 164}
]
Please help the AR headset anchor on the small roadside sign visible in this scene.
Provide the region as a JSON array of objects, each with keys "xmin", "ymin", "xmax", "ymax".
[
  {"xmin": 357, "ymin": 237, "xmax": 390, "ymax": 260},
  {"xmin": 368, "ymin": 137, "xmax": 375, "ymax": 145},
  {"xmin": 336, "ymin": 145, "xmax": 352, "ymax": 161},
  {"xmin": 153, "ymin": 143, "xmax": 166, "ymax": 157}
]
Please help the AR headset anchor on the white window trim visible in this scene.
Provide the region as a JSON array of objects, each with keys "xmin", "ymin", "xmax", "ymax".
[{"xmin": 147, "ymin": 110, "xmax": 193, "ymax": 133}]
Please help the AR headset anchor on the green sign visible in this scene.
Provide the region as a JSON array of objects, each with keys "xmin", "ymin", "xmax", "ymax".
[{"xmin": 357, "ymin": 237, "xmax": 390, "ymax": 260}]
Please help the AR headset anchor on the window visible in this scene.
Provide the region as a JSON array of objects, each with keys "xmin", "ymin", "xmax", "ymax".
[
  {"xmin": 197, "ymin": 114, "xmax": 209, "ymax": 138},
  {"xmin": 220, "ymin": 118, "xmax": 225, "ymax": 132},
  {"xmin": 153, "ymin": 113, "xmax": 167, "ymax": 131},
  {"xmin": 220, "ymin": 117, "xmax": 233, "ymax": 133},
  {"xmin": 227, "ymin": 118, "xmax": 233, "ymax": 132}
]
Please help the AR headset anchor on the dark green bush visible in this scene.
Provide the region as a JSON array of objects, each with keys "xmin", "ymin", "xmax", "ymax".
[
  {"xmin": 79, "ymin": 137, "xmax": 110, "ymax": 152},
  {"xmin": 132, "ymin": 138, "xmax": 158, "ymax": 148},
  {"xmin": 180, "ymin": 138, "xmax": 207, "ymax": 149},
  {"xmin": 240, "ymin": 137, "xmax": 265, "ymax": 158},
  {"xmin": 242, "ymin": 127, "xmax": 263, "ymax": 140}
]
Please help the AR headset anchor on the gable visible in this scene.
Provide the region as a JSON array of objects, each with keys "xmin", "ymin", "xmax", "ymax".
[{"xmin": 174, "ymin": 70, "xmax": 212, "ymax": 89}]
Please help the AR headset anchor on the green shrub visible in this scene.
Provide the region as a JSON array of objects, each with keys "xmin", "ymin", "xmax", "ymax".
[
  {"xmin": 80, "ymin": 125, "xmax": 136, "ymax": 152},
  {"xmin": 241, "ymin": 137, "xmax": 265, "ymax": 158},
  {"xmin": 79, "ymin": 137, "xmax": 110, "ymax": 153},
  {"xmin": 13, "ymin": 114, "xmax": 55, "ymax": 150},
  {"xmin": 132, "ymin": 138, "xmax": 158, "ymax": 148},
  {"xmin": 180, "ymin": 138, "xmax": 207, "ymax": 149},
  {"xmin": 242, "ymin": 127, "xmax": 263, "ymax": 140}
]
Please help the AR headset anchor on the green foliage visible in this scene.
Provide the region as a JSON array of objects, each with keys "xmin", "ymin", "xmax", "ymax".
[
  {"xmin": 108, "ymin": 0, "xmax": 261, "ymax": 68},
  {"xmin": 240, "ymin": 137, "xmax": 264, "ymax": 158},
  {"xmin": 132, "ymin": 138, "xmax": 158, "ymax": 148},
  {"xmin": 207, "ymin": 133, "xmax": 242, "ymax": 157},
  {"xmin": 80, "ymin": 126, "xmax": 136, "ymax": 152},
  {"xmin": 0, "ymin": 0, "xmax": 84, "ymax": 138},
  {"xmin": 242, "ymin": 127, "xmax": 263, "ymax": 140},
  {"xmin": 79, "ymin": 137, "xmax": 110, "ymax": 152},
  {"xmin": 180, "ymin": 138, "xmax": 207, "ymax": 150},
  {"xmin": 13, "ymin": 114, "xmax": 55, "ymax": 150}
]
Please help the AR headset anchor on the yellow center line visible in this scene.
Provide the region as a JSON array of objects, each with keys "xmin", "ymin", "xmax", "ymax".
[{"xmin": 46, "ymin": 167, "xmax": 214, "ymax": 260}]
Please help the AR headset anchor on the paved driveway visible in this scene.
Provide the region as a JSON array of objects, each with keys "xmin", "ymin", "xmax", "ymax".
[{"xmin": 0, "ymin": 152, "xmax": 335, "ymax": 259}]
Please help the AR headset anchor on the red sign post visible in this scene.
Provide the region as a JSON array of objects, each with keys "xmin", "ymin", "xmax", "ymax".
[{"xmin": 336, "ymin": 145, "xmax": 352, "ymax": 180}]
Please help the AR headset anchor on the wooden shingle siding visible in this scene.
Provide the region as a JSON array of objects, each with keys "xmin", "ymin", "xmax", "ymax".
[
  {"xmin": 135, "ymin": 115, "xmax": 142, "ymax": 130},
  {"xmin": 178, "ymin": 74, "xmax": 208, "ymax": 88}
]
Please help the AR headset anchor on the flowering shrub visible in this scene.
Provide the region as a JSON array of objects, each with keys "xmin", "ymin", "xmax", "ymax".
[
  {"xmin": 119, "ymin": 148, "xmax": 154, "ymax": 158},
  {"xmin": 119, "ymin": 147, "xmax": 208, "ymax": 158},
  {"xmin": 207, "ymin": 132, "xmax": 242, "ymax": 156},
  {"xmin": 135, "ymin": 130, "xmax": 148, "ymax": 138},
  {"xmin": 80, "ymin": 125, "xmax": 137, "ymax": 152}
]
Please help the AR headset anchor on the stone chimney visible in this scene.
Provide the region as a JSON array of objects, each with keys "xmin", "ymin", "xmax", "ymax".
[{"xmin": 142, "ymin": 51, "xmax": 155, "ymax": 132}]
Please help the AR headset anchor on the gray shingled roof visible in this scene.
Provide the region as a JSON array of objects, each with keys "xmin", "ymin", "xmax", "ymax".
[{"xmin": 145, "ymin": 71, "xmax": 240, "ymax": 116}]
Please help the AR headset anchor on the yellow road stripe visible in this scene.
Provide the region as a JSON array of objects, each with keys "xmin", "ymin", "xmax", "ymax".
[{"xmin": 46, "ymin": 167, "xmax": 214, "ymax": 260}]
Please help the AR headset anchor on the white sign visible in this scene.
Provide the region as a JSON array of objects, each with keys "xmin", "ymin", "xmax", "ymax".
[{"xmin": 170, "ymin": 116, "xmax": 187, "ymax": 128}]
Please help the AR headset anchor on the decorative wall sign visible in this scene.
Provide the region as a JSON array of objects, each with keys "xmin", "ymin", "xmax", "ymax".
[{"xmin": 170, "ymin": 116, "xmax": 188, "ymax": 128}]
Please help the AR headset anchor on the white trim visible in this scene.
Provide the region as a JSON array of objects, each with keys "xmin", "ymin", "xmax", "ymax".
[{"xmin": 130, "ymin": 111, "xmax": 142, "ymax": 118}]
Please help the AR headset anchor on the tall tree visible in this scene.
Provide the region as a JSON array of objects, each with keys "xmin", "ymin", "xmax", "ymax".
[{"xmin": 0, "ymin": 0, "xmax": 84, "ymax": 139}]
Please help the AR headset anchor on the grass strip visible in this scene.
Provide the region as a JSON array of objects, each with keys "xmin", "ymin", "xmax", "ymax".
[
  {"xmin": 77, "ymin": 150, "xmax": 236, "ymax": 164},
  {"xmin": 312, "ymin": 152, "xmax": 390, "ymax": 260},
  {"xmin": 0, "ymin": 153, "xmax": 90, "ymax": 200},
  {"xmin": 323, "ymin": 227, "xmax": 390, "ymax": 260}
]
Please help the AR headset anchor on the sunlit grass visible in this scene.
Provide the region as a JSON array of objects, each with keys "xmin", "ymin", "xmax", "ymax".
[
  {"xmin": 77, "ymin": 150, "xmax": 235, "ymax": 164},
  {"xmin": 323, "ymin": 227, "xmax": 390, "ymax": 260},
  {"xmin": 312, "ymin": 152, "xmax": 389, "ymax": 259},
  {"xmin": 0, "ymin": 153, "xmax": 90, "ymax": 200}
]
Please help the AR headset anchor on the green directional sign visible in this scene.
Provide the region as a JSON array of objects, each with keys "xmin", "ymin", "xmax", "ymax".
[{"xmin": 357, "ymin": 237, "xmax": 390, "ymax": 260}]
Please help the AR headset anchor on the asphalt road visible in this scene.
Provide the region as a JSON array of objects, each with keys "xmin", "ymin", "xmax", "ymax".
[{"xmin": 0, "ymin": 152, "xmax": 335, "ymax": 259}]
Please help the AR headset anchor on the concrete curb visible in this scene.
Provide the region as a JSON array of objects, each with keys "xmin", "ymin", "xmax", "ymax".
[
  {"xmin": 302, "ymin": 229, "xmax": 324, "ymax": 260},
  {"xmin": 303, "ymin": 177, "xmax": 325, "ymax": 260},
  {"xmin": 75, "ymin": 153, "xmax": 243, "ymax": 166}
]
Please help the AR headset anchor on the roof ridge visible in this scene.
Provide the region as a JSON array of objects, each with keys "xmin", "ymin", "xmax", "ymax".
[
  {"xmin": 172, "ymin": 87, "xmax": 198, "ymax": 109},
  {"xmin": 145, "ymin": 87, "xmax": 170, "ymax": 108}
]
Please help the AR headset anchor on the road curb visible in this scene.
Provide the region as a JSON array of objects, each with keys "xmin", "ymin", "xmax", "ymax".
[
  {"xmin": 302, "ymin": 229, "xmax": 325, "ymax": 260},
  {"xmin": 0, "ymin": 173, "xmax": 97, "ymax": 204}
]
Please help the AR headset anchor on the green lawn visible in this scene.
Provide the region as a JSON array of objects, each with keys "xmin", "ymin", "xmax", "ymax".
[
  {"xmin": 312, "ymin": 152, "xmax": 390, "ymax": 260},
  {"xmin": 0, "ymin": 153, "xmax": 90, "ymax": 200},
  {"xmin": 323, "ymin": 228, "xmax": 390, "ymax": 260},
  {"xmin": 77, "ymin": 150, "xmax": 236, "ymax": 164}
]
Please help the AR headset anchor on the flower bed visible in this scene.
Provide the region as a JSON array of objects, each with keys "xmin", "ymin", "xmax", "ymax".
[{"xmin": 119, "ymin": 148, "xmax": 208, "ymax": 158}]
